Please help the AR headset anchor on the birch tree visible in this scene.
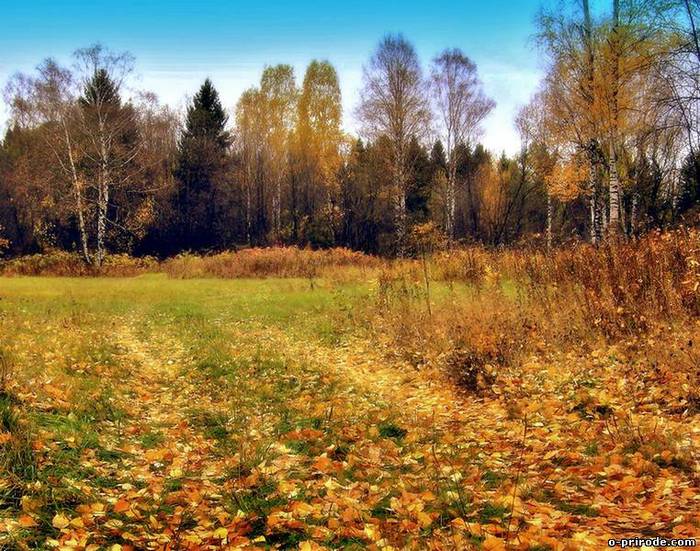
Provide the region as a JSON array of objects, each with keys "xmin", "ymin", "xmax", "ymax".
[
  {"xmin": 295, "ymin": 60, "xmax": 343, "ymax": 242},
  {"xmin": 356, "ymin": 35, "xmax": 431, "ymax": 254},
  {"xmin": 5, "ymin": 48, "xmax": 176, "ymax": 259},
  {"xmin": 595, "ymin": 0, "xmax": 675, "ymax": 235},
  {"xmin": 260, "ymin": 65, "xmax": 297, "ymax": 241},
  {"xmin": 235, "ymin": 88, "xmax": 265, "ymax": 245},
  {"xmin": 518, "ymin": 87, "xmax": 587, "ymax": 249},
  {"xmin": 516, "ymin": 93, "xmax": 557, "ymax": 250},
  {"xmin": 5, "ymin": 60, "xmax": 91, "ymax": 261},
  {"xmin": 74, "ymin": 45, "xmax": 138, "ymax": 265},
  {"xmin": 604, "ymin": 0, "xmax": 623, "ymax": 233},
  {"xmin": 430, "ymin": 49, "xmax": 494, "ymax": 242},
  {"xmin": 538, "ymin": 1, "xmax": 605, "ymax": 244}
]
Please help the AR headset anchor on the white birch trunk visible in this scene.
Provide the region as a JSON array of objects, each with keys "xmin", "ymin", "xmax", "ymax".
[
  {"xmin": 273, "ymin": 178, "xmax": 281, "ymax": 242},
  {"xmin": 608, "ymin": 0, "xmax": 622, "ymax": 237},
  {"xmin": 630, "ymin": 192, "xmax": 638, "ymax": 236},
  {"xmin": 446, "ymin": 177, "xmax": 455, "ymax": 243},
  {"xmin": 62, "ymin": 121, "xmax": 91, "ymax": 264},
  {"xmin": 546, "ymin": 192, "xmax": 553, "ymax": 252},
  {"xmin": 395, "ymin": 145, "xmax": 408, "ymax": 257},
  {"xmin": 590, "ymin": 181, "xmax": 598, "ymax": 245},
  {"xmin": 446, "ymin": 155, "xmax": 457, "ymax": 243},
  {"xmin": 96, "ymin": 121, "xmax": 110, "ymax": 268},
  {"xmin": 608, "ymin": 145, "xmax": 621, "ymax": 232}
]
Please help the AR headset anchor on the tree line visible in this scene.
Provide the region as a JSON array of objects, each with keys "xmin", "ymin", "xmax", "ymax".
[
  {"xmin": 1, "ymin": 1, "xmax": 698, "ymax": 263},
  {"xmin": 523, "ymin": 0, "xmax": 700, "ymax": 247}
]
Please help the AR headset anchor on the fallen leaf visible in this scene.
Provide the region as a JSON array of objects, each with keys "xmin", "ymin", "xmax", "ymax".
[{"xmin": 52, "ymin": 513, "xmax": 70, "ymax": 529}]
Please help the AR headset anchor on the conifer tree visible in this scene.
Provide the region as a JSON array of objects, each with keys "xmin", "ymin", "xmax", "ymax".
[{"xmin": 174, "ymin": 79, "xmax": 231, "ymax": 251}]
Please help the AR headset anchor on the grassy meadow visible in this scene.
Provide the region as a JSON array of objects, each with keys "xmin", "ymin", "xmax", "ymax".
[{"xmin": 1, "ymin": 234, "xmax": 699, "ymax": 550}]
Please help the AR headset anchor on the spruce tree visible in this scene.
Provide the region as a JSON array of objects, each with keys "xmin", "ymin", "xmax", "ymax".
[
  {"xmin": 430, "ymin": 141, "xmax": 447, "ymax": 174},
  {"xmin": 80, "ymin": 69, "xmax": 121, "ymax": 109},
  {"xmin": 181, "ymin": 78, "xmax": 229, "ymax": 147},
  {"xmin": 174, "ymin": 79, "xmax": 231, "ymax": 252},
  {"xmin": 406, "ymin": 137, "xmax": 432, "ymax": 223}
]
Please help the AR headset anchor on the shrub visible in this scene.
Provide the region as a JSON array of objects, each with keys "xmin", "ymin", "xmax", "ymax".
[
  {"xmin": 428, "ymin": 228, "xmax": 700, "ymax": 338},
  {"xmin": 431, "ymin": 247, "xmax": 493, "ymax": 287},
  {"xmin": 445, "ymin": 348, "xmax": 496, "ymax": 393},
  {"xmin": 369, "ymin": 228, "xmax": 700, "ymax": 392},
  {"xmin": 163, "ymin": 247, "xmax": 382, "ymax": 279},
  {"xmin": 0, "ymin": 251, "xmax": 158, "ymax": 277}
]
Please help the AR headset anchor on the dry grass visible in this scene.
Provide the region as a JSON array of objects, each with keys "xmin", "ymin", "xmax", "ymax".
[
  {"xmin": 162, "ymin": 246, "xmax": 383, "ymax": 279},
  {"xmin": 434, "ymin": 227, "xmax": 700, "ymax": 332},
  {"xmin": 372, "ymin": 228, "xmax": 700, "ymax": 392},
  {"xmin": 0, "ymin": 247, "xmax": 382, "ymax": 279},
  {"xmin": 0, "ymin": 251, "xmax": 158, "ymax": 277}
]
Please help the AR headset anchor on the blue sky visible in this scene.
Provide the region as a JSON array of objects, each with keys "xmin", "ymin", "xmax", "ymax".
[{"xmin": 0, "ymin": 0, "xmax": 547, "ymax": 154}]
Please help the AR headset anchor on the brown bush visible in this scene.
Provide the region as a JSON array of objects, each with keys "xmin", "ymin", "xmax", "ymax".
[
  {"xmin": 0, "ymin": 251, "xmax": 158, "ymax": 277},
  {"xmin": 0, "ymin": 246, "xmax": 384, "ymax": 280},
  {"xmin": 370, "ymin": 228, "xmax": 700, "ymax": 392},
  {"xmin": 428, "ymin": 228, "xmax": 700, "ymax": 337},
  {"xmin": 445, "ymin": 348, "xmax": 496, "ymax": 393},
  {"xmin": 162, "ymin": 247, "xmax": 382, "ymax": 279}
]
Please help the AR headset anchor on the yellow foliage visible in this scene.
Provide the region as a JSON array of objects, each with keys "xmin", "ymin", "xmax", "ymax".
[{"xmin": 545, "ymin": 157, "xmax": 587, "ymax": 201}]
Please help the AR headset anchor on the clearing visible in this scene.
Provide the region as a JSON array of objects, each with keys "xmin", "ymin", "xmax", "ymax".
[{"xmin": 0, "ymin": 275, "xmax": 698, "ymax": 550}]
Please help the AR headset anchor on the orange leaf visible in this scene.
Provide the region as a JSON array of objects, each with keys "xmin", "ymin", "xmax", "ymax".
[
  {"xmin": 113, "ymin": 499, "xmax": 130, "ymax": 513},
  {"xmin": 482, "ymin": 536, "xmax": 507, "ymax": 551},
  {"xmin": 18, "ymin": 515, "xmax": 38, "ymax": 528}
]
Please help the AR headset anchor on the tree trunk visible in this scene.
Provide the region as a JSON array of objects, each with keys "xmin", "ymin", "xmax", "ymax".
[
  {"xmin": 546, "ymin": 192, "xmax": 553, "ymax": 252},
  {"xmin": 73, "ymin": 177, "xmax": 91, "ymax": 264},
  {"xmin": 245, "ymin": 183, "xmax": 252, "ymax": 246},
  {"xmin": 445, "ymin": 177, "xmax": 455, "ymax": 243},
  {"xmin": 590, "ymin": 180, "xmax": 598, "ymax": 245},
  {"xmin": 96, "ymin": 175, "xmax": 108, "ymax": 268},
  {"xmin": 583, "ymin": 0, "xmax": 599, "ymax": 246},
  {"xmin": 600, "ymin": 197, "xmax": 608, "ymax": 233},
  {"xmin": 96, "ymin": 124, "xmax": 109, "ymax": 268},
  {"xmin": 609, "ymin": 145, "xmax": 621, "ymax": 231},
  {"xmin": 245, "ymin": 157, "xmax": 252, "ymax": 246},
  {"xmin": 63, "ymin": 122, "xmax": 91, "ymax": 264},
  {"xmin": 394, "ymin": 144, "xmax": 408, "ymax": 257},
  {"xmin": 273, "ymin": 178, "xmax": 281, "ymax": 242},
  {"xmin": 446, "ymin": 154, "xmax": 457, "ymax": 243},
  {"xmin": 685, "ymin": 0, "xmax": 700, "ymax": 63},
  {"xmin": 608, "ymin": 0, "xmax": 622, "ymax": 237},
  {"xmin": 395, "ymin": 189, "xmax": 407, "ymax": 257},
  {"xmin": 291, "ymin": 171, "xmax": 299, "ymax": 242}
]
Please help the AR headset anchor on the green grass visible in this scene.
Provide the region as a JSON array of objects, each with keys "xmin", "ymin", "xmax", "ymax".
[
  {"xmin": 0, "ymin": 394, "xmax": 18, "ymax": 432},
  {"xmin": 480, "ymin": 470, "xmax": 504, "ymax": 489},
  {"xmin": 0, "ymin": 275, "xmax": 368, "ymax": 331},
  {"xmin": 0, "ymin": 274, "xmax": 510, "ymax": 547},
  {"xmin": 139, "ymin": 429, "xmax": 165, "ymax": 449},
  {"xmin": 378, "ymin": 421, "xmax": 408, "ymax": 441},
  {"xmin": 478, "ymin": 501, "xmax": 509, "ymax": 523}
]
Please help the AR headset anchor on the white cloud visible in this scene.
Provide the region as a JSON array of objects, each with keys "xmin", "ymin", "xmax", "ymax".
[{"xmin": 479, "ymin": 62, "xmax": 543, "ymax": 155}]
